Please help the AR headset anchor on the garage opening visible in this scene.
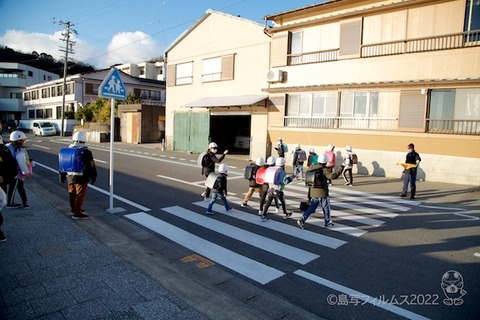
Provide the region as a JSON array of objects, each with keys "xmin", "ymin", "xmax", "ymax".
[{"xmin": 210, "ymin": 114, "xmax": 251, "ymax": 155}]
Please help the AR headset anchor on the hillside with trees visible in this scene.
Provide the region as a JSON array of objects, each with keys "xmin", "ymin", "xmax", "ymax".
[{"xmin": 0, "ymin": 46, "xmax": 96, "ymax": 76}]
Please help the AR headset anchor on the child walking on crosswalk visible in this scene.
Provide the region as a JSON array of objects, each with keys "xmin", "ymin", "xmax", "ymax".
[
  {"xmin": 206, "ymin": 164, "xmax": 232, "ymax": 215},
  {"xmin": 297, "ymin": 154, "xmax": 344, "ymax": 229}
]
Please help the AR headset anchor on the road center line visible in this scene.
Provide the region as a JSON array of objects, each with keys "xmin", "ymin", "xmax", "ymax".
[{"xmin": 31, "ymin": 144, "xmax": 50, "ymax": 150}]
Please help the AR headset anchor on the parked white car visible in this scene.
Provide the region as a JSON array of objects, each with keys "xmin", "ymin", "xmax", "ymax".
[
  {"xmin": 33, "ymin": 121, "xmax": 57, "ymax": 136},
  {"xmin": 234, "ymin": 128, "xmax": 250, "ymax": 149}
]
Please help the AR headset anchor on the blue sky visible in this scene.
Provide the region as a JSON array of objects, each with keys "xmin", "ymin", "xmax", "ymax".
[{"xmin": 0, "ymin": 0, "xmax": 319, "ymax": 69}]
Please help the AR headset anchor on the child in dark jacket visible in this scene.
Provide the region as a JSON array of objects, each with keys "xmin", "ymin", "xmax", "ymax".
[
  {"xmin": 206, "ymin": 163, "xmax": 232, "ymax": 215},
  {"xmin": 297, "ymin": 153, "xmax": 344, "ymax": 229}
]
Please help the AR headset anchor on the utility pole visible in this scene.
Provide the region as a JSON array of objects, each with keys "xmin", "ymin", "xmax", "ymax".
[{"xmin": 55, "ymin": 19, "xmax": 77, "ymax": 137}]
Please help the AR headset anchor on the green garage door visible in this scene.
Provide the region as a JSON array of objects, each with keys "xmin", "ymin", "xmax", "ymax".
[{"xmin": 173, "ymin": 111, "xmax": 210, "ymax": 153}]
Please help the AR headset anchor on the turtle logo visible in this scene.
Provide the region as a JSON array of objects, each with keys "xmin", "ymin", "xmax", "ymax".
[{"xmin": 441, "ymin": 270, "xmax": 466, "ymax": 306}]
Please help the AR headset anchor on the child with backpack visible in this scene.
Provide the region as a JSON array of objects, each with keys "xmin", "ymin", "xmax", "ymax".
[
  {"xmin": 6, "ymin": 131, "xmax": 33, "ymax": 209},
  {"xmin": 342, "ymin": 145, "xmax": 357, "ymax": 186},
  {"xmin": 241, "ymin": 157, "xmax": 264, "ymax": 208},
  {"xmin": 205, "ymin": 164, "xmax": 232, "ymax": 215},
  {"xmin": 260, "ymin": 157, "xmax": 294, "ymax": 221},
  {"xmin": 298, "ymin": 154, "xmax": 344, "ymax": 229}
]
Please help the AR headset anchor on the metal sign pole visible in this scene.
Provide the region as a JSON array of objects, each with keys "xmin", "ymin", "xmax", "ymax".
[
  {"xmin": 109, "ymin": 97, "xmax": 115, "ymax": 211},
  {"xmin": 98, "ymin": 68, "xmax": 127, "ymax": 214}
]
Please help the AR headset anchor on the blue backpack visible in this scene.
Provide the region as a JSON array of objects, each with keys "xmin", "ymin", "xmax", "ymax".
[{"xmin": 59, "ymin": 147, "xmax": 86, "ymax": 175}]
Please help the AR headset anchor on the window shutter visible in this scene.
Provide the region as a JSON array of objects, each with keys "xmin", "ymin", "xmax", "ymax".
[
  {"xmin": 398, "ymin": 90, "xmax": 426, "ymax": 132},
  {"xmin": 167, "ymin": 64, "xmax": 176, "ymax": 87},
  {"xmin": 339, "ymin": 19, "xmax": 362, "ymax": 59},
  {"xmin": 221, "ymin": 54, "xmax": 235, "ymax": 80},
  {"xmin": 270, "ymin": 32, "xmax": 289, "ymax": 67}
]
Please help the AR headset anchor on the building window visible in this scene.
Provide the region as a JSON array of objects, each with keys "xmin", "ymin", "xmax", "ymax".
[
  {"xmin": 28, "ymin": 71, "xmax": 33, "ymax": 77},
  {"xmin": 28, "ymin": 110, "xmax": 35, "ymax": 119},
  {"xmin": 45, "ymin": 108, "xmax": 53, "ymax": 118},
  {"xmin": 56, "ymin": 106, "xmax": 62, "ymax": 119},
  {"xmin": 202, "ymin": 57, "xmax": 222, "ymax": 82},
  {"xmin": 286, "ymin": 91, "xmax": 393, "ymax": 130},
  {"xmin": 465, "ymin": 0, "xmax": 480, "ymax": 42},
  {"xmin": 428, "ymin": 88, "xmax": 480, "ymax": 134},
  {"xmin": 175, "ymin": 62, "xmax": 193, "ymax": 85}
]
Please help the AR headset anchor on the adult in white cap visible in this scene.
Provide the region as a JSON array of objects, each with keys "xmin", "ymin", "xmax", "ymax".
[{"xmin": 200, "ymin": 142, "xmax": 228, "ymax": 201}]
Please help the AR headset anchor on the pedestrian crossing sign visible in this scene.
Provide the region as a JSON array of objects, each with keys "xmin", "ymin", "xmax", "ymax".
[{"xmin": 99, "ymin": 68, "xmax": 127, "ymax": 100}]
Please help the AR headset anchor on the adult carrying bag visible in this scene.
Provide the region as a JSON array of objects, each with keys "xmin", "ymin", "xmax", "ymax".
[{"xmin": 58, "ymin": 147, "xmax": 86, "ymax": 175}]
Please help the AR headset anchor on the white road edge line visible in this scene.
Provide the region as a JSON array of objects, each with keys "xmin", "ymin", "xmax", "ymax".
[
  {"xmin": 474, "ymin": 252, "xmax": 480, "ymax": 258},
  {"xmin": 294, "ymin": 270, "xmax": 430, "ymax": 320},
  {"xmin": 31, "ymin": 144, "xmax": 50, "ymax": 150},
  {"xmin": 453, "ymin": 213, "xmax": 479, "ymax": 220},
  {"xmin": 33, "ymin": 161, "xmax": 151, "ymax": 212}
]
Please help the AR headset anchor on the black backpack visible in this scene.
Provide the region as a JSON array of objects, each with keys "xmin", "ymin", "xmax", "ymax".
[
  {"xmin": 244, "ymin": 164, "xmax": 257, "ymax": 180},
  {"xmin": 0, "ymin": 144, "xmax": 17, "ymax": 183},
  {"xmin": 201, "ymin": 153, "xmax": 211, "ymax": 168},
  {"xmin": 305, "ymin": 168, "xmax": 326, "ymax": 188}
]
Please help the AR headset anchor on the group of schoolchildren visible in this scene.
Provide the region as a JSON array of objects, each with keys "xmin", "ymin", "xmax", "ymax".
[
  {"xmin": 199, "ymin": 138, "xmax": 358, "ymax": 230},
  {"xmin": 0, "ymin": 129, "xmax": 33, "ymax": 242}
]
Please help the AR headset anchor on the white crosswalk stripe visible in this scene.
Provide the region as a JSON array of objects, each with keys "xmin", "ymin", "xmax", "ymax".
[
  {"xmin": 125, "ymin": 212, "xmax": 286, "ymax": 285},
  {"xmin": 161, "ymin": 206, "xmax": 320, "ymax": 264},
  {"xmin": 193, "ymin": 201, "xmax": 347, "ymax": 249},
  {"xmin": 125, "ymin": 183, "xmax": 416, "ymax": 285}
]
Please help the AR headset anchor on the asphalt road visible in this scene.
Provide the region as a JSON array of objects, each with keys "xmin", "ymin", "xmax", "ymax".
[{"xmin": 25, "ymin": 135, "xmax": 480, "ymax": 320}]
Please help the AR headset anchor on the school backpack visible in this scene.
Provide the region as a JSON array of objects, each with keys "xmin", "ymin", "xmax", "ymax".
[
  {"xmin": 59, "ymin": 147, "xmax": 86, "ymax": 175},
  {"xmin": 0, "ymin": 144, "xmax": 17, "ymax": 183},
  {"xmin": 205, "ymin": 172, "xmax": 219, "ymax": 188},
  {"xmin": 305, "ymin": 168, "xmax": 326, "ymax": 188},
  {"xmin": 244, "ymin": 164, "xmax": 257, "ymax": 181},
  {"xmin": 197, "ymin": 152, "xmax": 206, "ymax": 167},
  {"xmin": 282, "ymin": 144, "xmax": 288, "ymax": 153},
  {"xmin": 264, "ymin": 166, "xmax": 284, "ymax": 185},
  {"xmin": 351, "ymin": 153, "xmax": 358, "ymax": 164},
  {"xmin": 255, "ymin": 167, "xmax": 266, "ymax": 184},
  {"xmin": 310, "ymin": 154, "xmax": 318, "ymax": 166},
  {"xmin": 297, "ymin": 150, "xmax": 307, "ymax": 162}
]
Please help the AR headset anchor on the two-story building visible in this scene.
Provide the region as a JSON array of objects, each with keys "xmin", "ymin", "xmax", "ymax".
[
  {"xmin": 263, "ymin": 0, "xmax": 480, "ymax": 185},
  {"xmin": 165, "ymin": 9, "xmax": 271, "ymax": 156},
  {"xmin": 0, "ymin": 62, "xmax": 59, "ymax": 125},
  {"xmin": 22, "ymin": 69, "xmax": 166, "ymax": 135}
]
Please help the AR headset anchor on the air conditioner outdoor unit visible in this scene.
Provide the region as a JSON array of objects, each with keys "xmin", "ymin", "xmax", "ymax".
[{"xmin": 266, "ymin": 69, "xmax": 283, "ymax": 83}]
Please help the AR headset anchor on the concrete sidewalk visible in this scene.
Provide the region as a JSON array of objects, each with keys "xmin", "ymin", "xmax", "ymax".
[{"xmin": 0, "ymin": 188, "xmax": 207, "ymax": 320}]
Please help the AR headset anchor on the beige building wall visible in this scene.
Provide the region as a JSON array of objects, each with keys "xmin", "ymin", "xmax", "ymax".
[
  {"xmin": 165, "ymin": 11, "xmax": 271, "ymax": 153},
  {"xmin": 265, "ymin": 0, "xmax": 480, "ymax": 185}
]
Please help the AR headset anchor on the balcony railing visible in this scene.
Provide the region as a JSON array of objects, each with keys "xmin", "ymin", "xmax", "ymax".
[
  {"xmin": 284, "ymin": 116, "xmax": 398, "ymax": 131},
  {"xmin": 361, "ymin": 30, "xmax": 480, "ymax": 58},
  {"xmin": 284, "ymin": 117, "xmax": 480, "ymax": 135},
  {"xmin": 286, "ymin": 30, "xmax": 480, "ymax": 66},
  {"xmin": 288, "ymin": 48, "xmax": 339, "ymax": 65},
  {"xmin": 426, "ymin": 119, "xmax": 480, "ymax": 135}
]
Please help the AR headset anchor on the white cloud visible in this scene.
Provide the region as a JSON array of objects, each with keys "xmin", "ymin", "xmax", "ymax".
[
  {"xmin": 100, "ymin": 31, "xmax": 163, "ymax": 68},
  {"xmin": 0, "ymin": 29, "xmax": 163, "ymax": 69}
]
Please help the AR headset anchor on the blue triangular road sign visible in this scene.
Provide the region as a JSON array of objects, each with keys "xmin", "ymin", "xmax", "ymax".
[{"xmin": 99, "ymin": 68, "xmax": 127, "ymax": 100}]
